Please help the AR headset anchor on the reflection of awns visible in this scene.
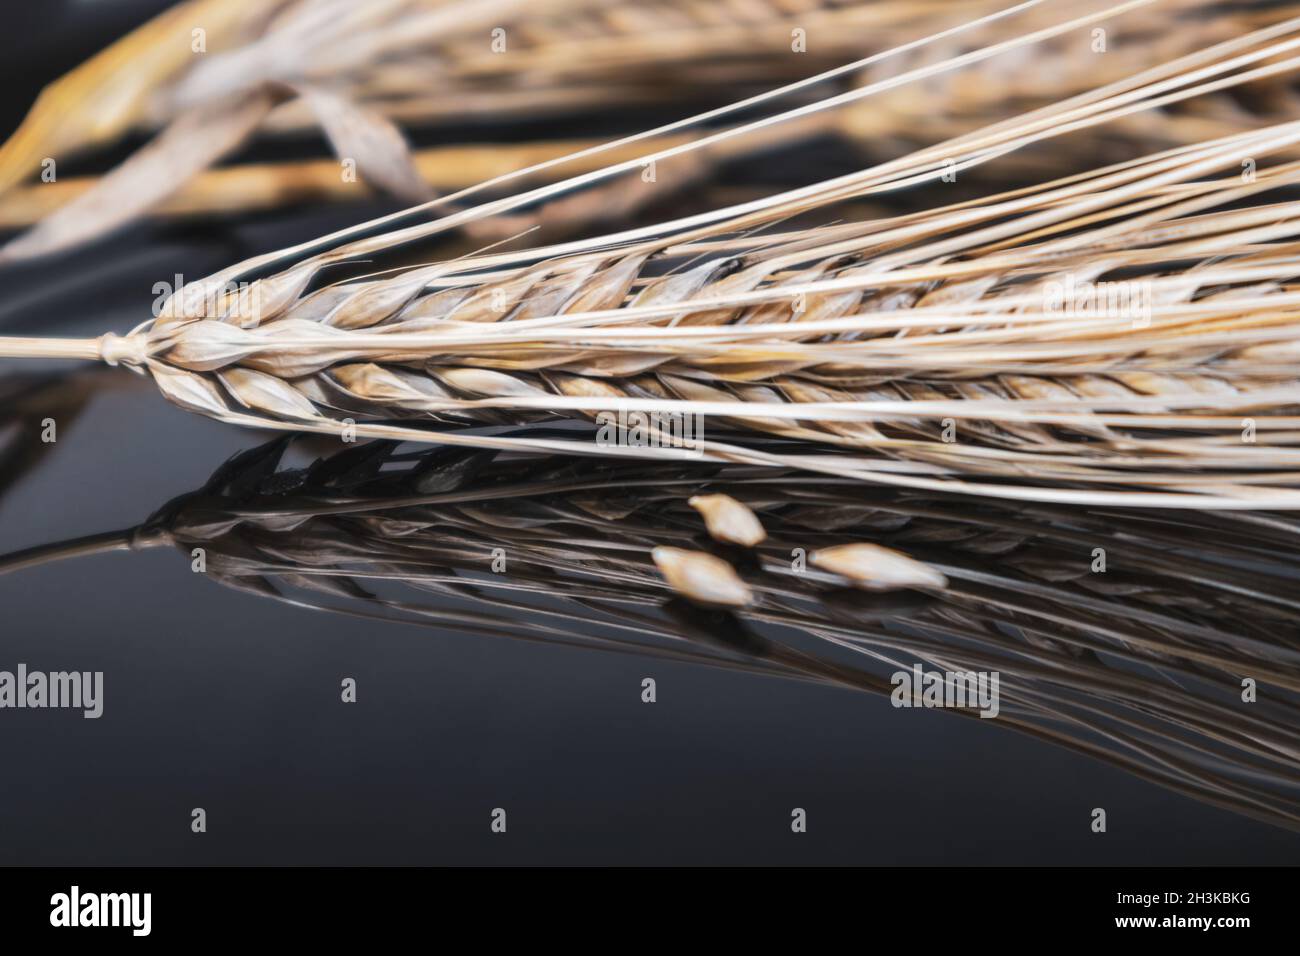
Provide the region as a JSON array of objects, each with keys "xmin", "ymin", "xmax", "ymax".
[
  {"xmin": 2, "ymin": 431, "xmax": 1298, "ymax": 832},
  {"xmin": 595, "ymin": 409, "xmax": 704, "ymax": 457}
]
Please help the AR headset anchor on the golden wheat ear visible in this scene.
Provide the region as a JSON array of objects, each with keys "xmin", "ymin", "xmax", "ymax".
[
  {"xmin": 5, "ymin": 135, "xmax": 1300, "ymax": 506},
  {"xmin": 5, "ymin": 5, "xmax": 1300, "ymax": 508}
]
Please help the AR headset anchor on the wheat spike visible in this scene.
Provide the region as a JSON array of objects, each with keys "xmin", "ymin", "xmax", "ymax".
[{"xmin": 3, "ymin": 6, "xmax": 1300, "ymax": 508}]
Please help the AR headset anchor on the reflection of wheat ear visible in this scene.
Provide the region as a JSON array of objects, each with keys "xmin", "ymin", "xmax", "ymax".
[{"xmin": 0, "ymin": 439, "xmax": 1297, "ymax": 828}]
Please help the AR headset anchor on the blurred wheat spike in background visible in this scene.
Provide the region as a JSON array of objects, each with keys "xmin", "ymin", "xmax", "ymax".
[{"xmin": 2, "ymin": 0, "xmax": 1299, "ymax": 257}]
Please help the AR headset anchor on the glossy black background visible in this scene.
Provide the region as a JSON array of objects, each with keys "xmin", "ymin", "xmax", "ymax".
[{"xmin": 0, "ymin": 0, "xmax": 1295, "ymax": 865}]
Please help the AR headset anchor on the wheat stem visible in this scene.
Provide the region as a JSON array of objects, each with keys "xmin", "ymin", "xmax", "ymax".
[
  {"xmin": 0, "ymin": 336, "xmax": 107, "ymax": 362},
  {"xmin": 0, "ymin": 529, "xmax": 156, "ymax": 577}
]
